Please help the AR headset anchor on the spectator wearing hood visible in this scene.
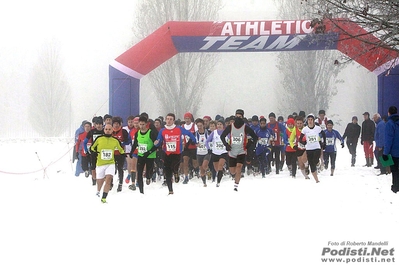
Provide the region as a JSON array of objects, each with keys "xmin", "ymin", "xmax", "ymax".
[
  {"xmin": 382, "ymin": 106, "xmax": 399, "ymax": 193},
  {"xmin": 373, "ymin": 113, "xmax": 386, "ymax": 175}
]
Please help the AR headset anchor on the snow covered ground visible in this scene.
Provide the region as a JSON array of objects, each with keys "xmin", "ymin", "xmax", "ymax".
[{"xmin": 0, "ymin": 138, "xmax": 398, "ymax": 266}]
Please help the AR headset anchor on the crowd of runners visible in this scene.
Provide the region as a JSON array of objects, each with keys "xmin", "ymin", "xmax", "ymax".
[{"xmin": 74, "ymin": 106, "xmax": 399, "ymax": 203}]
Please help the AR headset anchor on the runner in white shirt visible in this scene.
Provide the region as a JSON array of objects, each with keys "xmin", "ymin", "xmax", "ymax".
[
  {"xmin": 195, "ymin": 118, "xmax": 210, "ymax": 187},
  {"xmin": 206, "ymin": 119, "xmax": 228, "ymax": 187},
  {"xmin": 299, "ymin": 114, "xmax": 326, "ymax": 183}
]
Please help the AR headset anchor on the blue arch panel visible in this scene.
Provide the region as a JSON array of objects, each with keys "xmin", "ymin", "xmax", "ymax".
[
  {"xmin": 109, "ymin": 66, "xmax": 140, "ymax": 123},
  {"xmin": 378, "ymin": 65, "xmax": 399, "ymax": 116}
]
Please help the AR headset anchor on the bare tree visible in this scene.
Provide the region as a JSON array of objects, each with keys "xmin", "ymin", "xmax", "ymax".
[
  {"xmin": 0, "ymin": 72, "xmax": 20, "ymax": 137},
  {"xmin": 301, "ymin": 0, "xmax": 399, "ymax": 69},
  {"xmin": 274, "ymin": 0, "xmax": 344, "ymax": 115},
  {"xmin": 133, "ymin": 0, "xmax": 222, "ymax": 118},
  {"xmin": 29, "ymin": 39, "xmax": 71, "ymax": 137}
]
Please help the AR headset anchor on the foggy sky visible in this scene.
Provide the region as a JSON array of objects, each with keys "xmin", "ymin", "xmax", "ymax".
[{"xmin": 0, "ymin": 0, "xmax": 377, "ymax": 137}]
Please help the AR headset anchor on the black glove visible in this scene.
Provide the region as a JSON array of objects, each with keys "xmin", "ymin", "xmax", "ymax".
[
  {"xmin": 320, "ymin": 142, "xmax": 326, "ymax": 150},
  {"xmin": 382, "ymin": 154, "xmax": 389, "ymax": 161},
  {"xmin": 225, "ymin": 144, "xmax": 232, "ymax": 151},
  {"xmin": 129, "ymin": 152, "xmax": 133, "ymax": 158},
  {"xmin": 341, "ymin": 142, "xmax": 344, "ymax": 148},
  {"xmin": 142, "ymin": 151, "xmax": 151, "ymax": 158},
  {"xmin": 246, "ymin": 139, "xmax": 253, "ymax": 149},
  {"xmin": 361, "ymin": 140, "xmax": 364, "ymax": 145},
  {"xmin": 299, "ymin": 139, "xmax": 307, "ymax": 145},
  {"xmin": 293, "ymin": 145, "xmax": 298, "ymax": 151},
  {"xmin": 75, "ymin": 152, "xmax": 79, "ymax": 159},
  {"xmin": 207, "ymin": 149, "xmax": 212, "ymax": 155}
]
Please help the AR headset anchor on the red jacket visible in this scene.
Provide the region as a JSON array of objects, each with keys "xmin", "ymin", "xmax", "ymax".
[{"xmin": 76, "ymin": 131, "xmax": 88, "ymax": 156}]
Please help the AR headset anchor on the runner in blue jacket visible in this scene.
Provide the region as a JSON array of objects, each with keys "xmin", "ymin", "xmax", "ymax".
[
  {"xmin": 323, "ymin": 120, "xmax": 344, "ymax": 176},
  {"xmin": 255, "ymin": 117, "xmax": 273, "ymax": 177}
]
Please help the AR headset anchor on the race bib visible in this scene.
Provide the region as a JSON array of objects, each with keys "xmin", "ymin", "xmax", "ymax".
[
  {"xmin": 326, "ymin": 137, "xmax": 334, "ymax": 146},
  {"xmin": 166, "ymin": 141, "xmax": 177, "ymax": 152},
  {"xmin": 298, "ymin": 142, "xmax": 306, "ymax": 149},
  {"xmin": 197, "ymin": 143, "xmax": 207, "ymax": 152},
  {"xmin": 215, "ymin": 141, "xmax": 225, "ymax": 151},
  {"xmin": 307, "ymin": 135, "xmax": 318, "ymax": 143},
  {"xmin": 101, "ymin": 149, "xmax": 113, "ymax": 160},
  {"xmin": 231, "ymin": 136, "xmax": 243, "ymax": 145},
  {"xmin": 138, "ymin": 143, "xmax": 148, "ymax": 153},
  {"xmin": 258, "ymin": 138, "xmax": 269, "ymax": 145}
]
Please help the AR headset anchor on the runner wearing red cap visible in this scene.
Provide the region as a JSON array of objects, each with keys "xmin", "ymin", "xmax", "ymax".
[{"xmin": 203, "ymin": 115, "xmax": 211, "ymax": 131}]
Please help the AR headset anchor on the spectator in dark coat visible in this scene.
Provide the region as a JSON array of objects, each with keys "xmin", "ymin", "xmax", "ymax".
[
  {"xmin": 342, "ymin": 116, "xmax": 361, "ymax": 166},
  {"xmin": 373, "ymin": 113, "xmax": 386, "ymax": 174},
  {"xmin": 361, "ymin": 112, "xmax": 376, "ymax": 167}
]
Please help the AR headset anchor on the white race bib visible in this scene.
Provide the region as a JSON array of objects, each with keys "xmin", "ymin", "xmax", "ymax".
[
  {"xmin": 215, "ymin": 141, "xmax": 225, "ymax": 151},
  {"xmin": 231, "ymin": 136, "xmax": 243, "ymax": 145},
  {"xmin": 326, "ymin": 137, "xmax": 334, "ymax": 146},
  {"xmin": 197, "ymin": 143, "xmax": 207, "ymax": 152},
  {"xmin": 101, "ymin": 149, "xmax": 113, "ymax": 160},
  {"xmin": 307, "ymin": 135, "xmax": 318, "ymax": 143},
  {"xmin": 166, "ymin": 141, "xmax": 177, "ymax": 152},
  {"xmin": 138, "ymin": 143, "xmax": 148, "ymax": 153},
  {"xmin": 258, "ymin": 138, "xmax": 269, "ymax": 146}
]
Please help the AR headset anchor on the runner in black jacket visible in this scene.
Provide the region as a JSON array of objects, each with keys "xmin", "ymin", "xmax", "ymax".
[{"xmin": 342, "ymin": 116, "xmax": 361, "ymax": 166}]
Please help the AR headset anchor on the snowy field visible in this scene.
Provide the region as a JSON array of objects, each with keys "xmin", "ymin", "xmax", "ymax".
[{"xmin": 0, "ymin": 138, "xmax": 398, "ymax": 266}]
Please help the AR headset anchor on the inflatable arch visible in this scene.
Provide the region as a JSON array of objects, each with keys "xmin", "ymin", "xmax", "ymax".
[{"xmin": 109, "ymin": 19, "xmax": 399, "ymax": 120}]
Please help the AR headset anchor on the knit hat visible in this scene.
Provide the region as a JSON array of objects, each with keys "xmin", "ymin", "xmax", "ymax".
[
  {"xmin": 287, "ymin": 118, "xmax": 295, "ymax": 125},
  {"xmin": 352, "ymin": 116, "xmax": 358, "ymax": 121},
  {"xmin": 184, "ymin": 112, "xmax": 193, "ymax": 119},
  {"xmin": 93, "ymin": 116, "xmax": 103, "ymax": 125},
  {"xmin": 327, "ymin": 119, "xmax": 333, "ymax": 125},
  {"xmin": 236, "ymin": 109, "xmax": 244, "ymax": 116},
  {"xmin": 307, "ymin": 113, "xmax": 315, "ymax": 120},
  {"xmin": 251, "ymin": 115, "xmax": 259, "ymax": 121},
  {"xmin": 203, "ymin": 115, "xmax": 211, "ymax": 120},
  {"xmin": 269, "ymin": 112, "xmax": 276, "ymax": 118}
]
